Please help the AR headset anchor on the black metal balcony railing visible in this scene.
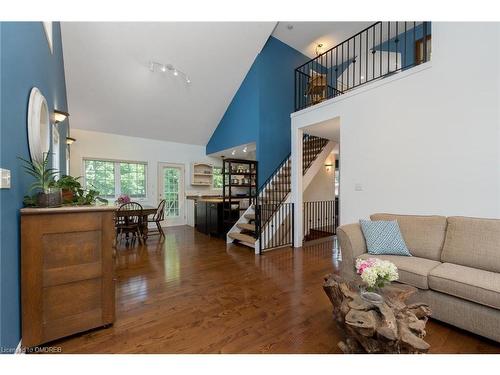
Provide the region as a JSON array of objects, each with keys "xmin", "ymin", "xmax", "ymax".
[
  {"xmin": 303, "ymin": 200, "xmax": 336, "ymax": 242},
  {"xmin": 295, "ymin": 21, "xmax": 432, "ymax": 111}
]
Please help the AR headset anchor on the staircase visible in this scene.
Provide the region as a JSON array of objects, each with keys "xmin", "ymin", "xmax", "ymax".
[{"xmin": 227, "ymin": 134, "xmax": 333, "ymax": 253}]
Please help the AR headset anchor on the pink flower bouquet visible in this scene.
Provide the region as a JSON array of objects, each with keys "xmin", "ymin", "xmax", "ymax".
[{"xmin": 116, "ymin": 194, "xmax": 131, "ymax": 205}]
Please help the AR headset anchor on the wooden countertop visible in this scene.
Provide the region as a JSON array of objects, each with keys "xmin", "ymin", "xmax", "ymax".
[
  {"xmin": 20, "ymin": 204, "xmax": 118, "ymax": 215},
  {"xmin": 197, "ymin": 198, "xmax": 226, "ymax": 203},
  {"xmin": 186, "ymin": 195, "xmax": 222, "ymax": 200},
  {"xmin": 191, "ymin": 197, "xmax": 248, "ymax": 203}
]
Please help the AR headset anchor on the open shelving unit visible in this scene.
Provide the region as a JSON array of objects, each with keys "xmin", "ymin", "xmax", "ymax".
[
  {"xmin": 191, "ymin": 163, "xmax": 213, "ymax": 186},
  {"xmin": 222, "ymin": 158, "xmax": 258, "ymax": 231}
]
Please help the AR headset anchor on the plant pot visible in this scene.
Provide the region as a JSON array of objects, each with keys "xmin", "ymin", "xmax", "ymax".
[
  {"xmin": 61, "ymin": 189, "xmax": 75, "ymax": 203},
  {"xmin": 37, "ymin": 188, "xmax": 62, "ymax": 208}
]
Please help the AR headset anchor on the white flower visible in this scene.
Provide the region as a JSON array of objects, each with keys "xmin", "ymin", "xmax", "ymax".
[{"xmin": 355, "ymin": 258, "xmax": 399, "ymax": 288}]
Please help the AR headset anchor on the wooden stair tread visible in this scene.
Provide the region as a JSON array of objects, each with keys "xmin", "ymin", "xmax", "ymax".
[
  {"xmin": 237, "ymin": 223, "xmax": 255, "ymax": 232},
  {"xmin": 244, "ymin": 213, "xmax": 255, "ymax": 220},
  {"xmin": 228, "ymin": 232, "xmax": 256, "ymax": 244}
]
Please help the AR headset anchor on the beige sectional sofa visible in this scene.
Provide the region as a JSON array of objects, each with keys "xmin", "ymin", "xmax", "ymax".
[{"xmin": 337, "ymin": 213, "xmax": 500, "ymax": 343}]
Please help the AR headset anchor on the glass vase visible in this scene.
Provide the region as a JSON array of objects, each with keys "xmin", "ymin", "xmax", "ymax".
[{"xmin": 359, "ymin": 286, "xmax": 384, "ymax": 304}]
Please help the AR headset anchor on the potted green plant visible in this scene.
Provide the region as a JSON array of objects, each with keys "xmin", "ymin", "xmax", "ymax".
[
  {"xmin": 19, "ymin": 153, "xmax": 61, "ymax": 208},
  {"xmin": 52, "ymin": 175, "xmax": 82, "ymax": 203},
  {"xmin": 75, "ymin": 187, "xmax": 106, "ymax": 205}
]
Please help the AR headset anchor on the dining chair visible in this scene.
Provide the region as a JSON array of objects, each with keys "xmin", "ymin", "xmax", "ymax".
[
  {"xmin": 147, "ymin": 199, "xmax": 166, "ymax": 239},
  {"xmin": 115, "ymin": 202, "xmax": 144, "ymax": 246}
]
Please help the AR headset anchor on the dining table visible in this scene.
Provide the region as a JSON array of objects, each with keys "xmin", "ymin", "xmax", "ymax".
[{"xmin": 114, "ymin": 204, "xmax": 157, "ymax": 240}]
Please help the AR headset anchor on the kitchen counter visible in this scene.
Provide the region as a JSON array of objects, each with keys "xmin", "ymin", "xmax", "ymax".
[
  {"xmin": 187, "ymin": 196, "xmax": 248, "ymax": 202},
  {"xmin": 196, "ymin": 198, "xmax": 225, "ymax": 203},
  {"xmin": 186, "ymin": 195, "xmax": 222, "ymax": 200},
  {"xmin": 195, "ymin": 199, "xmax": 240, "ymax": 237}
]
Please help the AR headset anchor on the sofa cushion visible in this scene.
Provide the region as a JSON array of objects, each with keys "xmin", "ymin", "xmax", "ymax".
[
  {"xmin": 429, "ymin": 263, "xmax": 500, "ymax": 310},
  {"xmin": 359, "ymin": 220, "xmax": 412, "ymax": 256},
  {"xmin": 370, "ymin": 213, "xmax": 447, "ymax": 261},
  {"xmin": 357, "ymin": 253, "xmax": 441, "ymax": 290},
  {"xmin": 441, "ymin": 216, "xmax": 500, "ymax": 273}
]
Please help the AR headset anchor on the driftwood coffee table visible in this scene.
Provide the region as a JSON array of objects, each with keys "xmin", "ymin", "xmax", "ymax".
[{"xmin": 323, "ymin": 274, "xmax": 432, "ymax": 353}]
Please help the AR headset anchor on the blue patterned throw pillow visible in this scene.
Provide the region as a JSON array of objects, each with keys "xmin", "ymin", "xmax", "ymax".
[{"xmin": 359, "ymin": 220, "xmax": 412, "ymax": 256}]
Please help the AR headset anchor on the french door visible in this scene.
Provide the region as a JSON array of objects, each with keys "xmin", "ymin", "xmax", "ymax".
[{"xmin": 158, "ymin": 163, "xmax": 185, "ymax": 226}]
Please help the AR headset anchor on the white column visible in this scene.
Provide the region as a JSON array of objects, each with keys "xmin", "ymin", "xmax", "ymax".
[{"xmin": 291, "ymin": 125, "xmax": 303, "ymax": 247}]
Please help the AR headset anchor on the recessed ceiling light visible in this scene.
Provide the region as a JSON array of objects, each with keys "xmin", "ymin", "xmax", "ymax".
[
  {"xmin": 173, "ymin": 70, "xmax": 179, "ymax": 76},
  {"xmin": 243, "ymin": 147, "xmax": 247, "ymax": 153},
  {"xmin": 161, "ymin": 65, "xmax": 166, "ymax": 72},
  {"xmin": 231, "ymin": 150, "xmax": 236, "ymax": 156}
]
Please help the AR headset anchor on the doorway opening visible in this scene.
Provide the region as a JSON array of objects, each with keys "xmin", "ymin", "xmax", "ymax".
[
  {"xmin": 158, "ymin": 163, "xmax": 185, "ymax": 226},
  {"xmin": 298, "ymin": 117, "xmax": 340, "ymax": 247}
]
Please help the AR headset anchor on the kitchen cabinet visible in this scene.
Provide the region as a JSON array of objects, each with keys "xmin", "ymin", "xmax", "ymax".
[
  {"xmin": 195, "ymin": 200, "xmax": 208, "ymax": 234},
  {"xmin": 207, "ymin": 201, "xmax": 223, "ymax": 235},
  {"xmin": 194, "ymin": 199, "xmax": 239, "ymax": 237}
]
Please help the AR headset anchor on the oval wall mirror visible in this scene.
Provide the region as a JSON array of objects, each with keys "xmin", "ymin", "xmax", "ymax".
[{"xmin": 27, "ymin": 87, "xmax": 50, "ymax": 163}]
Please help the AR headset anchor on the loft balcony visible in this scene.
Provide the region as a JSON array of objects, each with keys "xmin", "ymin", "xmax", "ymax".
[{"xmin": 294, "ymin": 21, "xmax": 432, "ymax": 111}]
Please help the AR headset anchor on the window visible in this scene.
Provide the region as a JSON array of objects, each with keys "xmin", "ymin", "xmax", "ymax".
[
  {"xmin": 84, "ymin": 159, "xmax": 147, "ymax": 198},
  {"xmin": 212, "ymin": 166, "xmax": 223, "ymax": 189},
  {"xmin": 84, "ymin": 160, "xmax": 115, "ymax": 197},
  {"xmin": 120, "ymin": 162, "xmax": 146, "ymax": 197}
]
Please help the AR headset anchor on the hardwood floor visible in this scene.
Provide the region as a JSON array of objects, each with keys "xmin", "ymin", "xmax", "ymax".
[{"xmin": 47, "ymin": 226, "xmax": 500, "ymax": 354}]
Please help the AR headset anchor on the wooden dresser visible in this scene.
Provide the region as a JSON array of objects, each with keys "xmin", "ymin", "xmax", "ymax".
[{"xmin": 21, "ymin": 205, "xmax": 116, "ymax": 347}]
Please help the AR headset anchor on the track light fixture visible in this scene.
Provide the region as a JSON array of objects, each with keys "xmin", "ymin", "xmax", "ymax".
[{"xmin": 149, "ymin": 61, "xmax": 191, "ymax": 84}]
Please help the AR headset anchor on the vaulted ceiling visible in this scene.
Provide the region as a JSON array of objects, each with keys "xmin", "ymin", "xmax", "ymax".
[
  {"xmin": 61, "ymin": 22, "xmax": 276, "ymax": 145},
  {"xmin": 272, "ymin": 21, "xmax": 373, "ymax": 58},
  {"xmin": 62, "ymin": 22, "xmax": 371, "ymax": 146}
]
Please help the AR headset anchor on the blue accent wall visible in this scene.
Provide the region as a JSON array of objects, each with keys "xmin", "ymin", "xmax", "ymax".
[
  {"xmin": 206, "ymin": 36, "xmax": 309, "ymax": 186},
  {"xmin": 0, "ymin": 22, "xmax": 69, "ymax": 351},
  {"xmin": 257, "ymin": 37, "xmax": 309, "ymax": 185},
  {"xmin": 205, "ymin": 61, "xmax": 260, "ymax": 154}
]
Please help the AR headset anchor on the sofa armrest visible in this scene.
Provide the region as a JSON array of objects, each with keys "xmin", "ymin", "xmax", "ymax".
[{"xmin": 337, "ymin": 223, "xmax": 367, "ymax": 277}]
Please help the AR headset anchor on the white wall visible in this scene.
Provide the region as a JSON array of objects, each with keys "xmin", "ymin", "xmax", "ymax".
[
  {"xmin": 303, "ymin": 151, "xmax": 336, "ymax": 202},
  {"xmin": 70, "ymin": 129, "xmax": 222, "ymax": 223},
  {"xmin": 292, "ymin": 22, "xmax": 500, "ymax": 231}
]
